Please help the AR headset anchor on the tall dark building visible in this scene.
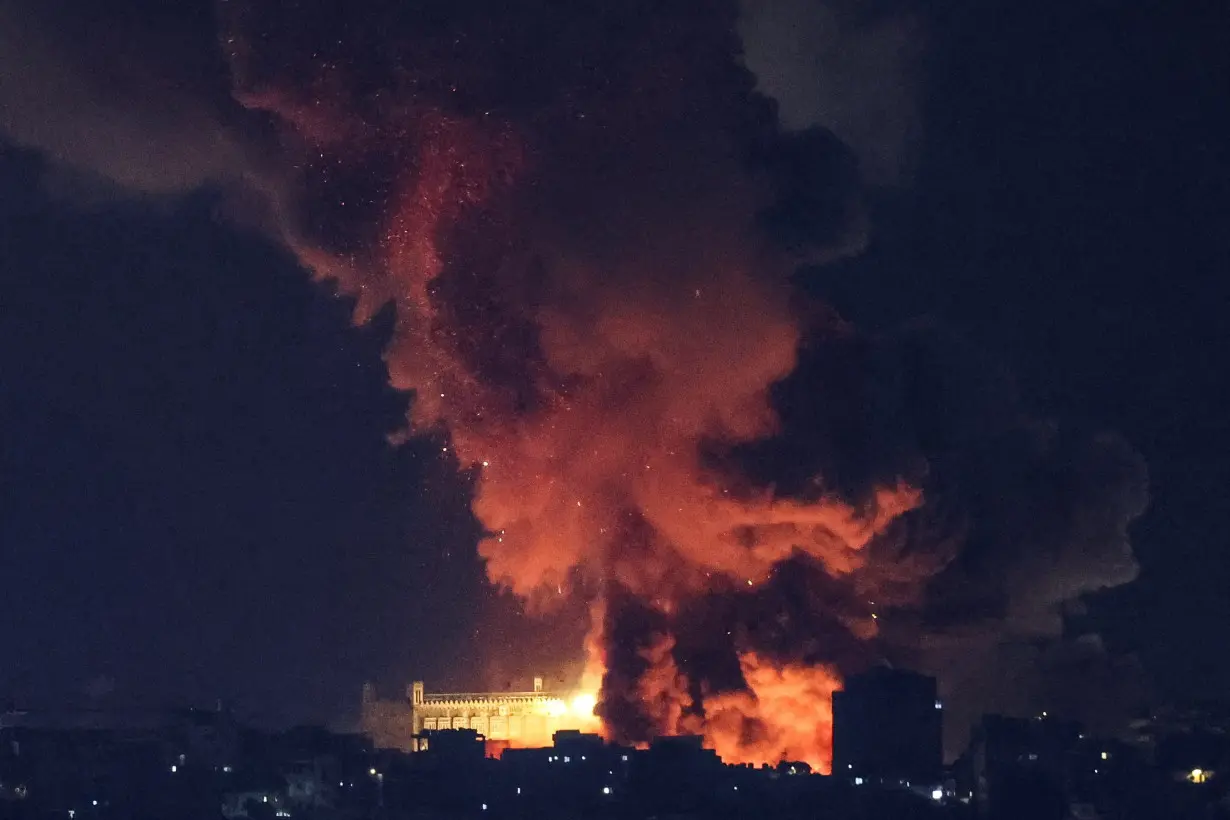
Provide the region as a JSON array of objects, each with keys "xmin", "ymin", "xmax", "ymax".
[
  {"xmin": 832, "ymin": 667, "xmax": 943, "ymax": 786},
  {"xmin": 968, "ymin": 714, "xmax": 1083, "ymax": 813}
]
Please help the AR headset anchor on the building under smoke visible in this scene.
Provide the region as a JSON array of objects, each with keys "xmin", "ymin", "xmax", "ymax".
[
  {"xmin": 213, "ymin": 0, "xmax": 1150, "ymax": 765},
  {"xmin": 968, "ymin": 713, "xmax": 1083, "ymax": 813},
  {"xmin": 832, "ymin": 667, "xmax": 943, "ymax": 788},
  {"xmin": 360, "ymin": 678, "xmax": 598, "ymax": 753}
]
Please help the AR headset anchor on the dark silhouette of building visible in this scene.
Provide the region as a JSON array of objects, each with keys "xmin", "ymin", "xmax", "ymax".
[
  {"xmin": 832, "ymin": 667, "xmax": 943, "ymax": 788},
  {"xmin": 410, "ymin": 727, "xmax": 487, "ymax": 767},
  {"xmin": 968, "ymin": 713, "xmax": 1083, "ymax": 814}
]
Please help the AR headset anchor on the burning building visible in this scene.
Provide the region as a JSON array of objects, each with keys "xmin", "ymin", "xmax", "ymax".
[{"xmin": 360, "ymin": 678, "xmax": 598, "ymax": 753}]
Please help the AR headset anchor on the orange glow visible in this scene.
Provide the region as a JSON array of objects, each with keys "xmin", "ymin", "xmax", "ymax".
[
  {"xmin": 570, "ymin": 693, "xmax": 598, "ymax": 718},
  {"xmin": 226, "ymin": 30, "xmax": 921, "ymax": 765},
  {"xmin": 695, "ymin": 653, "xmax": 841, "ymax": 773}
]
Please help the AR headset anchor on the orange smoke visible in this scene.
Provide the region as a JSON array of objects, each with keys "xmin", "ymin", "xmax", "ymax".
[
  {"xmin": 221, "ymin": 4, "xmax": 922, "ymax": 770},
  {"xmin": 695, "ymin": 653, "xmax": 842, "ymax": 773},
  {"xmin": 610, "ymin": 635, "xmax": 843, "ymax": 770}
]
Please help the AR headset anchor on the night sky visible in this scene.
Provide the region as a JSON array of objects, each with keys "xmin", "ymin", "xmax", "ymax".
[{"xmin": 1, "ymin": 0, "xmax": 1227, "ymax": 729}]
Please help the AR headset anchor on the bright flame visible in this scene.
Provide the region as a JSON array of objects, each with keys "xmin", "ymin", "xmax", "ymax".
[
  {"xmin": 537, "ymin": 691, "xmax": 600, "ymax": 727},
  {"xmin": 692, "ymin": 653, "xmax": 841, "ymax": 773},
  {"xmin": 570, "ymin": 693, "xmax": 598, "ymax": 718}
]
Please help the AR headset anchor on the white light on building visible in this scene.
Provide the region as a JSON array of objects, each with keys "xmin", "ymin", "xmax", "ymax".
[
  {"xmin": 854, "ymin": 778, "xmax": 864, "ymax": 786},
  {"xmin": 481, "ymin": 804, "xmax": 488, "ymax": 811},
  {"xmin": 932, "ymin": 788, "xmax": 944, "ymax": 801},
  {"xmin": 171, "ymin": 765, "xmax": 177, "ymax": 773}
]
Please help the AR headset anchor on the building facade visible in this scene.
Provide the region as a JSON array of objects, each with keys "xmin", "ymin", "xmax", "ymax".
[
  {"xmin": 361, "ymin": 678, "xmax": 597, "ymax": 752},
  {"xmin": 359, "ymin": 683, "xmax": 416, "ymax": 751}
]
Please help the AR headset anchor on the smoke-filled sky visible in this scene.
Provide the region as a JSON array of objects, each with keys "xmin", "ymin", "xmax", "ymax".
[{"xmin": 0, "ymin": 0, "xmax": 1227, "ymax": 754}]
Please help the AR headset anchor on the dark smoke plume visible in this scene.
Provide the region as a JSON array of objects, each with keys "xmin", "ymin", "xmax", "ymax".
[
  {"xmin": 213, "ymin": 0, "xmax": 1147, "ymax": 765},
  {"xmin": 1, "ymin": 0, "xmax": 1148, "ymax": 765}
]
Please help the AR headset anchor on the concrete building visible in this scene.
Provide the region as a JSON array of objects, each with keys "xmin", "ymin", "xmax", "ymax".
[
  {"xmin": 832, "ymin": 667, "xmax": 943, "ymax": 788},
  {"xmin": 361, "ymin": 677, "xmax": 598, "ymax": 753},
  {"xmin": 968, "ymin": 713, "xmax": 1083, "ymax": 813},
  {"xmin": 359, "ymin": 684, "xmax": 415, "ymax": 752}
]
